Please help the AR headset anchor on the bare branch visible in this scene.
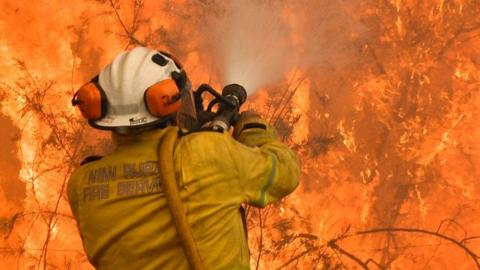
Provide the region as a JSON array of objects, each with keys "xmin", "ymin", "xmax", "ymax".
[{"xmin": 108, "ymin": 0, "xmax": 145, "ymax": 46}]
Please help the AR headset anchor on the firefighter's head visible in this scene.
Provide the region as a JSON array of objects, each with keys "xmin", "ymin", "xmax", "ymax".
[{"xmin": 72, "ymin": 47, "xmax": 196, "ymax": 134}]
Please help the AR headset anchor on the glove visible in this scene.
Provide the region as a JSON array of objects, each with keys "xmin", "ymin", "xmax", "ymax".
[{"xmin": 233, "ymin": 111, "xmax": 277, "ymax": 147}]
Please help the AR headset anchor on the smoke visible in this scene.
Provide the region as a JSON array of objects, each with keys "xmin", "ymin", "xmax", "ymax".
[
  {"xmin": 208, "ymin": 0, "xmax": 361, "ymax": 95},
  {"xmin": 212, "ymin": 0, "xmax": 293, "ymax": 94}
]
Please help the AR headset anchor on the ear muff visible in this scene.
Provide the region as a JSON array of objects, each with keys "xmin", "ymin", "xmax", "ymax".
[
  {"xmin": 72, "ymin": 78, "xmax": 108, "ymax": 120},
  {"xmin": 144, "ymin": 79, "xmax": 182, "ymax": 117}
]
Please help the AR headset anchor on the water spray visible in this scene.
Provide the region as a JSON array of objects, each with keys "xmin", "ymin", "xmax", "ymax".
[
  {"xmin": 215, "ymin": 0, "xmax": 291, "ymax": 96},
  {"xmin": 190, "ymin": 1, "xmax": 291, "ymax": 132}
]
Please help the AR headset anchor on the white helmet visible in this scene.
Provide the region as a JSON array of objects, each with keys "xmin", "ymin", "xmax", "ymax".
[{"xmin": 72, "ymin": 47, "xmax": 196, "ymax": 133}]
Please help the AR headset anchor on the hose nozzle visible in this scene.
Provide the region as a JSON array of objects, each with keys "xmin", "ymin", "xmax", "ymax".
[
  {"xmin": 193, "ymin": 83, "xmax": 248, "ymax": 132},
  {"xmin": 222, "ymin": 84, "xmax": 247, "ymax": 108}
]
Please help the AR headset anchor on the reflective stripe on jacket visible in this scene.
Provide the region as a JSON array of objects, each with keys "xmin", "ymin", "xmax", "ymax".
[{"xmin": 67, "ymin": 124, "xmax": 300, "ymax": 270}]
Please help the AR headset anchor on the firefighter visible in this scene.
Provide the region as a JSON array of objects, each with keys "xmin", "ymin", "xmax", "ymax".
[{"xmin": 67, "ymin": 46, "xmax": 300, "ymax": 270}]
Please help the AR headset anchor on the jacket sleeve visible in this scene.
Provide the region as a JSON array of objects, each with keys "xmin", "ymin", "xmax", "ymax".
[{"xmin": 228, "ymin": 113, "xmax": 300, "ymax": 208}]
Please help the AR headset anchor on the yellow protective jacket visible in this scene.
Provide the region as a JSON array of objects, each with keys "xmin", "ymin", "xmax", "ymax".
[{"xmin": 67, "ymin": 119, "xmax": 300, "ymax": 270}]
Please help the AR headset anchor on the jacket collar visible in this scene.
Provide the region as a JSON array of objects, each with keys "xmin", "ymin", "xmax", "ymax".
[{"xmin": 112, "ymin": 127, "xmax": 172, "ymax": 146}]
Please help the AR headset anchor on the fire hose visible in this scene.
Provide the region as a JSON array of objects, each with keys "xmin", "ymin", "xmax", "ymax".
[
  {"xmin": 157, "ymin": 84, "xmax": 247, "ymax": 270},
  {"xmin": 157, "ymin": 128, "xmax": 206, "ymax": 270}
]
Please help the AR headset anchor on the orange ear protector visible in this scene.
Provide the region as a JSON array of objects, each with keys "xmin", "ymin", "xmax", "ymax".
[
  {"xmin": 144, "ymin": 78, "xmax": 182, "ymax": 117},
  {"xmin": 71, "ymin": 76, "xmax": 108, "ymax": 121},
  {"xmin": 72, "ymin": 76, "xmax": 182, "ymax": 120}
]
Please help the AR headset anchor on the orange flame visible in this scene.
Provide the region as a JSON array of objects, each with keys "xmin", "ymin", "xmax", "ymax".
[{"xmin": 1, "ymin": 0, "xmax": 480, "ymax": 269}]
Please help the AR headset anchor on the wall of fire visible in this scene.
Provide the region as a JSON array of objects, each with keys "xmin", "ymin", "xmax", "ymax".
[{"xmin": 0, "ymin": 0, "xmax": 479, "ymax": 269}]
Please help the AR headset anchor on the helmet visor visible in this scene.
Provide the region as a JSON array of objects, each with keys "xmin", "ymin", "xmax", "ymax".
[{"xmin": 176, "ymin": 86, "xmax": 197, "ymax": 130}]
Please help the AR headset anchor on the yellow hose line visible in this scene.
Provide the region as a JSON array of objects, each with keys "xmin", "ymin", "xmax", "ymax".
[{"xmin": 158, "ymin": 129, "xmax": 205, "ymax": 270}]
